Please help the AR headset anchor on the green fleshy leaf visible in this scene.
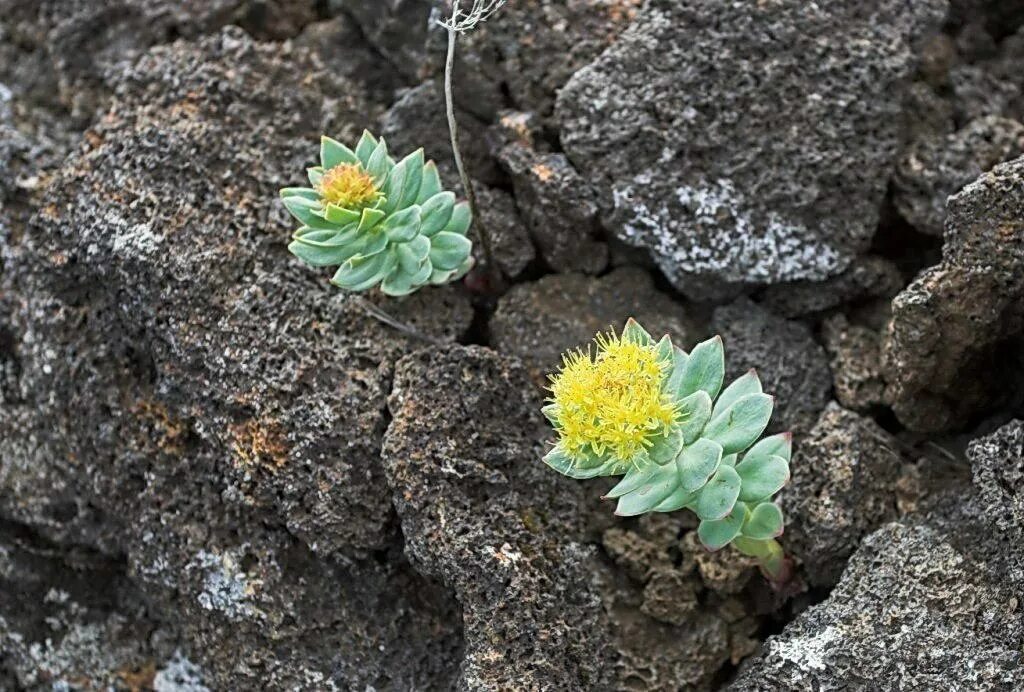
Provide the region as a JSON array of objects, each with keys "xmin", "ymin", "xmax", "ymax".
[
  {"xmin": 720, "ymin": 453, "xmax": 738, "ymax": 467},
  {"xmin": 541, "ymin": 404, "xmax": 559, "ymax": 426},
  {"xmin": 678, "ymin": 390, "xmax": 713, "ymax": 445},
  {"xmin": 429, "ymin": 231, "xmax": 472, "ymax": 271},
  {"xmin": 359, "ymin": 207, "xmax": 387, "ymax": 232},
  {"xmin": 677, "ymin": 437, "xmax": 723, "ymax": 493},
  {"xmin": 381, "ymin": 160, "xmax": 407, "ymax": 215},
  {"xmin": 697, "ymin": 504, "xmax": 748, "ymax": 550},
  {"xmin": 443, "ymin": 201, "xmax": 471, "ymax": 236},
  {"xmin": 324, "ymin": 204, "xmax": 361, "ymax": 225},
  {"xmin": 665, "ymin": 346, "xmax": 690, "ymax": 396},
  {"xmin": 692, "ymin": 465, "xmax": 741, "ymax": 521},
  {"xmin": 393, "ymin": 149, "xmax": 424, "ymax": 210},
  {"xmin": 331, "ymin": 250, "xmax": 396, "ymax": 291},
  {"xmin": 282, "ymin": 197, "xmax": 338, "ymax": 231},
  {"xmin": 622, "ymin": 318, "xmax": 652, "ymax": 346},
  {"xmin": 736, "ymin": 454, "xmax": 789, "ymax": 502},
  {"xmin": 604, "ymin": 463, "xmax": 657, "ymax": 499},
  {"xmin": 381, "ymin": 205, "xmax": 421, "ymax": 243},
  {"xmin": 291, "ymin": 225, "xmax": 358, "ymax": 245},
  {"xmin": 648, "ymin": 426, "xmax": 685, "ymax": 466},
  {"xmin": 674, "ymin": 336, "xmax": 724, "ymax": 401},
  {"xmin": 652, "ymin": 485, "xmax": 699, "ymax": 512},
  {"xmin": 743, "ymin": 433, "xmax": 793, "ymax": 464},
  {"xmin": 703, "ymin": 393, "xmax": 774, "ymax": 455},
  {"xmin": 321, "ymin": 136, "xmax": 358, "ymax": 168},
  {"xmin": 544, "ymin": 446, "xmax": 624, "ymax": 479},
  {"xmin": 417, "ymin": 162, "xmax": 443, "ymax": 203},
  {"xmin": 394, "ymin": 242, "xmax": 423, "ymax": 275},
  {"xmin": 280, "ymin": 187, "xmax": 319, "ymax": 201},
  {"xmin": 307, "ymin": 167, "xmax": 324, "ymax": 187},
  {"xmin": 354, "ymin": 130, "xmax": 378, "ymax": 166},
  {"xmin": 614, "ymin": 462, "xmax": 680, "ymax": 516},
  {"xmin": 742, "ymin": 502, "xmax": 784, "ymax": 540},
  {"xmin": 713, "ymin": 369, "xmax": 762, "ymax": 418},
  {"xmin": 288, "ymin": 240, "xmax": 354, "ymax": 267},
  {"xmin": 420, "ymin": 192, "xmax": 456, "ymax": 237},
  {"xmin": 653, "ymin": 334, "xmax": 673, "ymax": 366},
  {"xmin": 380, "ymin": 267, "xmax": 418, "ymax": 296},
  {"xmin": 366, "ymin": 138, "xmax": 392, "ymax": 181}
]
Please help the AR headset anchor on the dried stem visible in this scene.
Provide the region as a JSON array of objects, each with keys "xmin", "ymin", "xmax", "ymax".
[
  {"xmin": 441, "ymin": 0, "xmax": 502, "ymax": 282},
  {"xmin": 355, "ymin": 296, "xmax": 445, "ymax": 346}
]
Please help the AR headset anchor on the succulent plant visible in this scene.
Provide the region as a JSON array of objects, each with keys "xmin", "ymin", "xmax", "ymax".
[
  {"xmin": 543, "ymin": 318, "xmax": 792, "ymax": 580},
  {"xmin": 281, "ymin": 131, "xmax": 474, "ymax": 296}
]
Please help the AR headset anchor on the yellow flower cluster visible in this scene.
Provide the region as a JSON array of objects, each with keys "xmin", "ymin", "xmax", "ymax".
[
  {"xmin": 316, "ymin": 163, "xmax": 382, "ymax": 210},
  {"xmin": 548, "ymin": 330, "xmax": 678, "ymax": 462}
]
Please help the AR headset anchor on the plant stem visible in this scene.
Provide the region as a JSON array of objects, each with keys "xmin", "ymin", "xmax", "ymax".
[
  {"xmin": 444, "ymin": 17, "xmax": 499, "ymax": 281},
  {"xmin": 355, "ymin": 296, "xmax": 445, "ymax": 346}
]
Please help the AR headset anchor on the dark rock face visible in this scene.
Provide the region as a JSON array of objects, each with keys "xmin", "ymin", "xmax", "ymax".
[
  {"xmin": 883, "ymin": 156, "xmax": 1024, "ymax": 432},
  {"xmin": 712, "ymin": 298, "xmax": 832, "ymax": 434},
  {"xmin": 557, "ymin": 0, "xmax": 946, "ymax": 297},
  {"xmin": 1, "ymin": 29, "xmax": 470, "ymax": 689},
  {"xmin": 894, "ymin": 116, "xmax": 1024, "ymax": 236},
  {"xmin": 383, "ymin": 345, "xmax": 615, "ymax": 689},
  {"xmin": 496, "ymin": 138, "xmax": 609, "ymax": 274},
  {"xmin": 490, "ymin": 267, "xmax": 697, "ymax": 379},
  {"xmin": 780, "ymin": 404, "xmax": 902, "ymax": 587},
  {"xmin": 759, "ymin": 256, "xmax": 903, "ymax": 320},
  {"xmin": 822, "ymin": 315, "xmax": 889, "ymax": 413},
  {"xmin": 733, "ymin": 420, "xmax": 1024, "ymax": 690}
]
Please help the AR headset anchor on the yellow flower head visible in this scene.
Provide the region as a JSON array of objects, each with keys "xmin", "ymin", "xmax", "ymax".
[
  {"xmin": 316, "ymin": 163, "xmax": 382, "ymax": 210},
  {"xmin": 547, "ymin": 328, "xmax": 678, "ymax": 462}
]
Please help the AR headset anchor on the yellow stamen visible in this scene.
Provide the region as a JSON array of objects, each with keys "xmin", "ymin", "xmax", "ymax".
[
  {"xmin": 317, "ymin": 163, "xmax": 381, "ymax": 210},
  {"xmin": 547, "ymin": 329, "xmax": 677, "ymax": 462}
]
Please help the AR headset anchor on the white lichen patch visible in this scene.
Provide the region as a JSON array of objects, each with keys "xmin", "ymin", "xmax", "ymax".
[
  {"xmin": 613, "ymin": 174, "xmax": 847, "ymax": 286},
  {"xmin": 154, "ymin": 650, "xmax": 211, "ymax": 692},
  {"xmin": 190, "ymin": 549, "xmax": 261, "ymax": 621},
  {"xmin": 769, "ymin": 624, "xmax": 840, "ymax": 672}
]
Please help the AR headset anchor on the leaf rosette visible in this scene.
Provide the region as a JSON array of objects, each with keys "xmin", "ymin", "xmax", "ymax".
[
  {"xmin": 543, "ymin": 319, "xmax": 792, "ymax": 570},
  {"xmin": 281, "ymin": 131, "xmax": 474, "ymax": 295}
]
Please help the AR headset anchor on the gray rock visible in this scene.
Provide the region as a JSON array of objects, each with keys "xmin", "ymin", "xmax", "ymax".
[
  {"xmin": 883, "ymin": 156, "xmax": 1024, "ymax": 432},
  {"xmin": 894, "ymin": 116, "xmax": 1024, "ymax": 236},
  {"xmin": 1, "ymin": 29, "xmax": 470, "ymax": 689},
  {"xmin": 822, "ymin": 315, "xmax": 889, "ymax": 413},
  {"xmin": 950, "ymin": 27, "xmax": 1024, "ymax": 123},
  {"xmin": 780, "ymin": 403, "xmax": 902, "ymax": 587},
  {"xmin": 760, "ymin": 256, "xmax": 904, "ymax": 319},
  {"xmin": 733, "ymin": 420, "xmax": 1024, "ymax": 689},
  {"xmin": 729, "ymin": 522, "xmax": 1023, "ymax": 690},
  {"xmin": 712, "ymin": 298, "xmax": 832, "ymax": 434},
  {"xmin": 497, "ymin": 139, "xmax": 608, "ymax": 274},
  {"xmin": 490, "ymin": 267, "xmax": 697, "ymax": 379},
  {"xmin": 557, "ymin": 0, "xmax": 947, "ymax": 297},
  {"xmin": 970, "ymin": 419, "xmax": 1024, "ymax": 535}
]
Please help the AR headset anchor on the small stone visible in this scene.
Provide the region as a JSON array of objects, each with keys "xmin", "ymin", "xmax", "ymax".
[
  {"xmin": 780, "ymin": 403, "xmax": 902, "ymax": 587},
  {"xmin": 760, "ymin": 256, "xmax": 904, "ymax": 319},
  {"xmin": 822, "ymin": 315, "xmax": 888, "ymax": 413},
  {"xmin": 712, "ymin": 298, "xmax": 832, "ymax": 434},
  {"xmin": 490, "ymin": 267, "xmax": 696, "ymax": 379},
  {"xmin": 602, "ymin": 527, "xmax": 670, "ymax": 583},
  {"xmin": 640, "ymin": 569, "xmax": 700, "ymax": 626},
  {"xmin": 682, "ymin": 532, "xmax": 756, "ymax": 596}
]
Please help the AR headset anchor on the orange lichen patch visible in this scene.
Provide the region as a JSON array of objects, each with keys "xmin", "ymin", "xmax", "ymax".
[
  {"xmin": 316, "ymin": 163, "xmax": 382, "ymax": 210},
  {"xmin": 532, "ymin": 163, "xmax": 554, "ymax": 182},
  {"xmin": 131, "ymin": 399, "xmax": 187, "ymax": 453},
  {"xmin": 116, "ymin": 661, "xmax": 158, "ymax": 692},
  {"xmin": 603, "ymin": 0, "xmax": 642, "ymax": 25},
  {"xmin": 40, "ymin": 204, "xmax": 61, "ymax": 220},
  {"xmin": 229, "ymin": 418, "xmax": 290, "ymax": 472}
]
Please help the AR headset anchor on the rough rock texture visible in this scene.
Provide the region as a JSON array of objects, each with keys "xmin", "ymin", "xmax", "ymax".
[
  {"xmin": 733, "ymin": 421, "xmax": 1024, "ymax": 689},
  {"xmin": 557, "ymin": 0, "xmax": 947, "ymax": 297},
  {"xmin": 759, "ymin": 256, "xmax": 904, "ymax": 320},
  {"xmin": 422, "ymin": 0, "xmax": 642, "ymax": 121},
  {"xmin": 497, "ymin": 138, "xmax": 609, "ymax": 274},
  {"xmin": 490, "ymin": 267, "xmax": 697, "ymax": 379},
  {"xmin": 1, "ymin": 29, "xmax": 471, "ymax": 689},
  {"xmin": 894, "ymin": 116, "xmax": 1024, "ymax": 236},
  {"xmin": 383, "ymin": 346, "xmax": 746, "ymax": 690},
  {"xmin": 883, "ymin": 156, "xmax": 1024, "ymax": 432},
  {"xmin": 971, "ymin": 420, "xmax": 1024, "ymax": 535},
  {"xmin": 712, "ymin": 298, "xmax": 832, "ymax": 434},
  {"xmin": 780, "ymin": 404, "xmax": 902, "ymax": 587},
  {"xmin": 822, "ymin": 315, "xmax": 889, "ymax": 413},
  {"xmin": 950, "ymin": 27, "xmax": 1024, "ymax": 124}
]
